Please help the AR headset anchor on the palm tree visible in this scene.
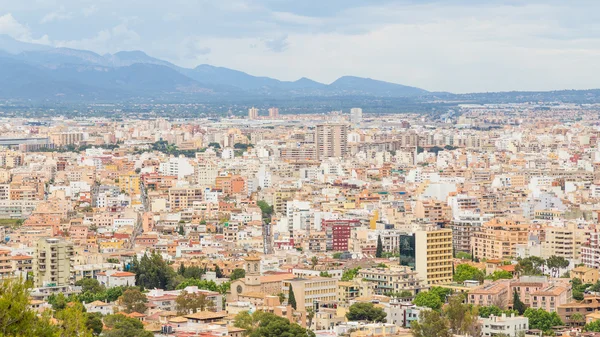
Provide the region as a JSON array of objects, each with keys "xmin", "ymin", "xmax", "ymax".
[{"xmin": 310, "ymin": 256, "xmax": 319, "ymax": 270}]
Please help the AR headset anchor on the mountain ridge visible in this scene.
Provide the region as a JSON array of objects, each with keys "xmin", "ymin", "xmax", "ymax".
[{"xmin": 0, "ymin": 36, "xmax": 430, "ymax": 100}]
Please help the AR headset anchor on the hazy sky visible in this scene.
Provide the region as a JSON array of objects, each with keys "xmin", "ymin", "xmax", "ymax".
[{"xmin": 0, "ymin": 0, "xmax": 599, "ymax": 93}]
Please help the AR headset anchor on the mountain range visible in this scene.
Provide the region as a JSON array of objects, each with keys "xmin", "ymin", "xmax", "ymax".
[{"xmin": 0, "ymin": 35, "xmax": 429, "ymax": 101}]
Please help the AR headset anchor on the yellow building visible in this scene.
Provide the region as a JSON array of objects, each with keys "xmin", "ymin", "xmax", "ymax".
[
  {"xmin": 541, "ymin": 223, "xmax": 586, "ymax": 260},
  {"xmin": 414, "ymin": 228, "xmax": 453, "ymax": 285},
  {"xmin": 572, "ymin": 266, "xmax": 599, "ymax": 284},
  {"xmin": 338, "ymin": 281, "xmax": 361, "ymax": 304},
  {"xmin": 33, "ymin": 238, "xmax": 74, "ymax": 287},
  {"xmin": 118, "ymin": 172, "xmax": 140, "ymax": 195}
]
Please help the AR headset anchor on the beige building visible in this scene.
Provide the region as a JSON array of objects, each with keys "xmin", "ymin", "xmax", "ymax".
[
  {"xmin": 571, "ymin": 266, "xmax": 599, "ymax": 284},
  {"xmin": 415, "ymin": 228, "xmax": 453, "ymax": 285},
  {"xmin": 358, "ymin": 266, "xmax": 427, "ymax": 296},
  {"xmin": 33, "ymin": 238, "xmax": 74, "ymax": 287},
  {"xmin": 315, "ymin": 123, "xmax": 349, "ymax": 159},
  {"xmin": 471, "ymin": 218, "xmax": 529, "ymax": 260},
  {"xmin": 541, "ymin": 223, "xmax": 586, "ymax": 260},
  {"xmin": 0, "ymin": 249, "xmax": 12, "ymax": 279},
  {"xmin": 168, "ymin": 186, "xmax": 203, "ymax": 211},
  {"xmin": 49, "ymin": 132, "xmax": 83, "ymax": 147},
  {"xmin": 283, "ymin": 276, "xmax": 338, "ymax": 312},
  {"xmin": 229, "ymin": 256, "xmax": 295, "ymax": 301}
]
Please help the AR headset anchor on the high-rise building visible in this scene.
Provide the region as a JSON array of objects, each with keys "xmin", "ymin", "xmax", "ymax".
[
  {"xmin": 34, "ymin": 238, "xmax": 74, "ymax": 287},
  {"xmin": 400, "ymin": 227, "xmax": 453, "ymax": 285},
  {"xmin": 350, "ymin": 107, "xmax": 363, "ymax": 124},
  {"xmin": 248, "ymin": 107, "xmax": 259, "ymax": 119},
  {"xmin": 268, "ymin": 107, "xmax": 279, "ymax": 118},
  {"xmin": 315, "ymin": 123, "xmax": 349, "ymax": 160}
]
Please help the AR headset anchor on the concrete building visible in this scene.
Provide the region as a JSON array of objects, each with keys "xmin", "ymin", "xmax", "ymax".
[
  {"xmin": 472, "ymin": 218, "xmax": 529, "ymax": 260},
  {"xmin": 540, "ymin": 223, "xmax": 586, "ymax": 260},
  {"xmin": 315, "ymin": 123, "xmax": 349, "ymax": 160},
  {"xmin": 248, "ymin": 107, "xmax": 259, "ymax": 120},
  {"xmin": 358, "ymin": 266, "xmax": 426, "ymax": 296},
  {"xmin": 268, "ymin": 107, "xmax": 279, "ymax": 118},
  {"xmin": 283, "ymin": 276, "xmax": 338, "ymax": 312},
  {"xmin": 350, "ymin": 108, "xmax": 363, "ymax": 124},
  {"xmin": 33, "ymin": 238, "xmax": 74, "ymax": 287},
  {"xmin": 400, "ymin": 227, "xmax": 453, "ymax": 285},
  {"xmin": 481, "ymin": 314, "xmax": 529, "ymax": 337}
]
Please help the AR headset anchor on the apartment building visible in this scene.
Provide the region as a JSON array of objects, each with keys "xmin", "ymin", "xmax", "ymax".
[
  {"xmin": 581, "ymin": 230, "xmax": 600, "ymax": 269},
  {"xmin": 118, "ymin": 171, "xmax": 140, "ymax": 195},
  {"xmin": 168, "ymin": 186, "xmax": 203, "ymax": 211},
  {"xmin": 283, "ymin": 277, "xmax": 338, "ymax": 312},
  {"xmin": 414, "ymin": 199, "xmax": 450, "ymax": 226},
  {"xmin": 358, "ymin": 266, "xmax": 426, "ymax": 296},
  {"xmin": 315, "ymin": 123, "xmax": 349, "ymax": 160},
  {"xmin": 540, "ymin": 223, "xmax": 586, "ymax": 260},
  {"xmin": 467, "ymin": 280, "xmax": 511, "ymax": 307},
  {"xmin": 400, "ymin": 227, "xmax": 453, "ymax": 285},
  {"xmin": 471, "ymin": 218, "xmax": 529, "ymax": 260},
  {"xmin": 33, "ymin": 238, "xmax": 74, "ymax": 287},
  {"xmin": 558, "ymin": 296, "xmax": 600, "ymax": 325},
  {"xmin": 0, "ymin": 249, "xmax": 12, "ymax": 279},
  {"xmin": 451, "ymin": 214, "xmax": 494, "ymax": 253},
  {"xmin": 481, "ymin": 314, "xmax": 529, "ymax": 337}
]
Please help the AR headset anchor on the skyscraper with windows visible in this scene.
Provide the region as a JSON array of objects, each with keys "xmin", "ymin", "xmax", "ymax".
[
  {"xmin": 268, "ymin": 107, "xmax": 279, "ymax": 118},
  {"xmin": 350, "ymin": 107, "xmax": 363, "ymax": 124},
  {"xmin": 315, "ymin": 123, "xmax": 349, "ymax": 160},
  {"xmin": 248, "ymin": 107, "xmax": 259, "ymax": 119}
]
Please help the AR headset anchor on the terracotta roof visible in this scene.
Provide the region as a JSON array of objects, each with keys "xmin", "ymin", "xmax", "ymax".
[
  {"xmin": 11, "ymin": 255, "xmax": 33, "ymax": 260},
  {"xmin": 259, "ymin": 273, "xmax": 295, "ymax": 283},
  {"xmin": 111, "ymin": 272, "xmax": 135, "ymax": 277}
]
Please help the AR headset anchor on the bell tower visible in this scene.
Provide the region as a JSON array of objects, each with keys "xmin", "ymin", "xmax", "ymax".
[{"xmin": 244, "ymin": 256, "xmax": 261, "ymax": 286}]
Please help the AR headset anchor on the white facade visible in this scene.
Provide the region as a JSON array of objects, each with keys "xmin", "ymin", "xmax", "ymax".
[{"xmin": 481, "ymin": 314, "xmax": 529, "ymax": 337}]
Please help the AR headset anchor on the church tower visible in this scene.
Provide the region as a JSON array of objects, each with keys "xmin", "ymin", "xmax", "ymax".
[{"xmin": 244, "ymin": 256, "xmax": 261, "ymax": 286}]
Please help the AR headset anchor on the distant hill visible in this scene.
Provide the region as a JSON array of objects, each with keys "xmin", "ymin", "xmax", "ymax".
[{"xmin": 0, "ymin": 36, "xmax": 431, "ymax": 100}]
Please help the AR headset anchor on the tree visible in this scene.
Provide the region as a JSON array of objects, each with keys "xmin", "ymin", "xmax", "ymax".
[
  {"xmin": 277, "ymin": 292, "xmax": 286, "ymax": 305},
  {"xmin": 178, "ymin": 262, "xmax": 186, "ymax": 276},
  {"xmin": 48, "ymin": 292, "xmax": 68, "ymax": 311},
  {"xmin": 178, "ymin": 225, "xmax": 185, "ymax": 236},
  {"xmin": 512, "ymin": 289, "xmax": 526, "ymax": 315},
  {"xmin": 453, "ymin": 264, "xmax": 485, "ymax": 283},
  {"xmin": 546, "ymin": 255, "xmax": 570, "ymax": 278},
  {"xmin": 376, "ymin": 234, "xmax": 383, "ymax": 258},
  {"xmin": 411, "ymin": 309, "xmax": 452, "ymax": 337},
  {"xmin": 0, "ymin": 278, "xmax": 59, "ymax": 337},
  {"xmin": 571, "ymin": 313, "xmax": 585, "ymax": 326},
  {"xmin": 215, "ymin": 265, "xmax": 224, "ymax": 278},
  {"xmin": 413, "ymin": 291, "xmax": 443, "ymax": 310},
  {"xmin": 230, "ymin": 268, "xmax": 246, "ymax": 281},
  {"xmin": 486, "ymin": 270, "xmax": 514, "ymax": 281},
  {"xmin": 478, "ymin": 305, "xmax": 518, "ymax": 318},
  {"xmin": 516, "ymin": 256, "xmax": 545, "ymax": 276},
  {"xmin": 319, "ymin": 271, "xmax": 332, "ymax": 277},
  {"xmin": 288, "ymin": 284, "xmax": 297, "ymax": 310},
  {"xmin": 57, "ymin": 302, "xmax": 94, "ymax": 337},
  {"xmin": 86, "ymin": 312, "xmax": 104, "ymax": 336},
  {"xmin": 131, "ymin": 252, "xmax": 176, "ymax": 290},
  {"xmin": 118, "ymin": 288, "xmax": 148, "ymax": 313},
  {"xmin": 257, "ymin": 200, "xmax": 274, "ymax": 219},
  {"xmin": 176, "ymin": 279, "xmax": 218, "ymax": 291},
  {"xmin": 346, "ymin": 302, "xmax": 387, "ymax": 322},
  {"xmin": 306, "ymin": 307, "xmax": 315, "ymax": 328},
  {"xmin": 523, "ymin": 308, "xmax": 563, "ymax": 334},
  {"xmin": 341, "ymin": 267, "xmax": 361, "ymax": 281},
  {"xmin": 176, "ymin": 291, "xmax": 214, "ymax": 315},
  {"xmin": 75, "ymin": 278, "xmax": 105, "ymax": 293},
  {"xmin": 310, "ymin": 256, "xmax": 319, "ymax": 270},
  {"xmin": 249, "ymin": 312, "xmax": 315, "ymax": 337},
  {"xmin": 585, "ymin": 319, "xmax": 600, "ymax": 332},
  {"xmin": 103, "ymin": 314, "xmax": 153, "ymax": 337},
  {"xmin": 444, "ymin": 295, "xmax": 479, "ymax": 336},
  {"xmin": 430, "ymin": 286, "xmax": 452, "ymax": 303}
]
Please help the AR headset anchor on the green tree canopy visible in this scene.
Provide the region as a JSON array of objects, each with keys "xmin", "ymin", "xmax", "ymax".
[
  {"xmin": 346, "ymin": 302, "xmax": 387, "ymax": 322},
  {"xmin": 410, "ymin": 309, "xmax": 452, "ymax": 337},
  {"xmin": 523, "ymin": 308, "xmax": 563, "ymax": 334},
  {"xmin": 130, "ymin": 252, "xmax": 176, "ymax": 290},
  {"xmin": 230, "ymin": 268, "xmax": 246, "ymax": 281},
  {"xmin": 118, "ymin": 288, "xmax": 148, "ymax": 314},
  {"xmin": 103, "ymin": 314, "xmax": 153, "ymax": 337},
  {"xmin": 288, "ymin": 284, "xmax": 297, "ymax": 310},
  {"xmin": 376, "ymin": 235, "xmax": 383, "ymax": 258},
  {"xmin": 486, "ymin": 270, "xmax": 514, "ymax": 281},
  {"xmin": 453, "ymin": 264, "xmax": 485, "ymax": 283},
  {"xmin": 413, "ymin": 291, "xmax": 443, "ymax": 310}
]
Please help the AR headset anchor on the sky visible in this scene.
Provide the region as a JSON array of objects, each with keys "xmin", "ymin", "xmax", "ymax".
[{"xmin": 0, "ymin": 0, "xmax": 599, "ymax": 93}]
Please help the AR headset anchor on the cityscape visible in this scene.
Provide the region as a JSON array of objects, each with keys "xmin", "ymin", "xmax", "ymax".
[{"xmin": 1, "ymin": 1, "xmax": 600, "ymax": 337}]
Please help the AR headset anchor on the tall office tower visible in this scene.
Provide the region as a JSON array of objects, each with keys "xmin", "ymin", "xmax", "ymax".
[
  {"xmin": 34, "ymin": 238, "xmax": 74, "ymax": 287},
  {"xmin": 248, "ymin": 107, "xmax": 259, "ymax": 119},
  {"xmin": 350, "ymin": 107, "xmax": 363, "ymax": 124},
  {"xmin": 268, "ymin": 107, "xmax": 279, "ymax": 118},
  {"xmin": 315, "ymin": 123, "xmax": 349, "ymax": 160}
]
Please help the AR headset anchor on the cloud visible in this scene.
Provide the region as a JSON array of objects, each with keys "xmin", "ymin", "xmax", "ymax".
[
  {"xmin": 40, "ymin": 7, "xmax": 73, "ymax": 24},
  {"xmin": 263, "ymin": 34, "xmax": 289, "ymax": 52},
  {"xmin": 54, "ymin": 23, "xmax": 141, "ymax": 54},
  {"xmin": 0, "ymin": 13, "xmax": 30, "ymax": 39},
  {"xmin": 82, "ymin": 5, "xmax": 98, "ymax": 17},
  {"xmin": 0, "ymin": 13, "xmax": 51, "ymax": 45}
]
